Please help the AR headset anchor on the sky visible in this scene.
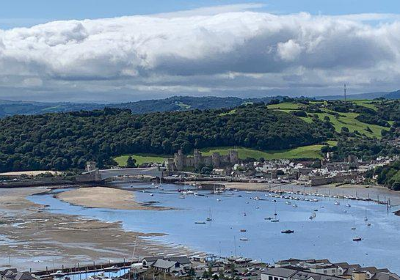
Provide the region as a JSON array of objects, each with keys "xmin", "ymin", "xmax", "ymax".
[{"xmin": 1, "ymin": 0, "xmax": 400, "ymax": 102}]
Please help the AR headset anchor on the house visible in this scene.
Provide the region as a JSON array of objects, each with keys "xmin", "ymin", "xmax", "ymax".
[
  {"xmin": 167, "ymin": 256, "xmax": 192, "ymax": 269},
  {"xmin": 142, "ymin": 257, "xmax": 160, "ymax": 268},
  {"xmin": 261, "ymin": 267, "xmax": 299, "ymax": 280},
  {"xmin": 358, "ymin": 268, "xmax": 391, "ymax": 280},
  {"xmin": 152, "ymin": 259, "xmax": 184, "ymax": 274},
  {"xmin": 275, "ymin": 259, "xmax": 304, "ymax": 268},
  {"xmin": 1, "ymin": 270, "xmax": 37, "ymax": 280},
  {"xmin": 309, "ymin": 264, "xmax": 340, "ymax": 276},
  {"xmin": 0, "ymin": 269, "xmax": 17, "ymax": 280},
  {"xmin": 371, "ymin": 272, "xmax": 400, "ymax": 280},
  {"xmin": 334, "ymin": 263, "xmax": 361, "ymax": 277},
  {"xmin": 261, "ymin": 267, "xmax": 345, "ymax": 280}
]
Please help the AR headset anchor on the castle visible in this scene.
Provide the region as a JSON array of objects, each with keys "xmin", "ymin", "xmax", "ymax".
[{"xmin": 166, "ymin": 149, "xmax": 239, "ymax": 171}]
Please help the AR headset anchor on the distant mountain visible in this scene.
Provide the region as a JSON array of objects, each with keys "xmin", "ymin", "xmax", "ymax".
[
  {"xmin": 0, "ymin": 100, "xmax": 103, "ymax": 118},
  {"xmin": 0, "ymin": 96, "xmax": 283, "ymax": 118},
  {"xmin": 316, "ymin": 90, "xmax": 400, "ymax": 100},
  {"xmin": 0, "ymin": 90, "xmax": 398, "ymax": 118},
  {"xmin": 383, "ymin": 90, "xmax": 400, "ymax": 99}
]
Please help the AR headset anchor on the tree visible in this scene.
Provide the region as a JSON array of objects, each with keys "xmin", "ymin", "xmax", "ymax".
[{"xmin": 126, "ymin": 156, "xmax": 136, "ymax": 168}]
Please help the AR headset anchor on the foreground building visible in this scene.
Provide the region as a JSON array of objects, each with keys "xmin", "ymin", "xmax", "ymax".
[{"xmin": 265, "ymin": 259, "xmax": 400, "ymax": 280}]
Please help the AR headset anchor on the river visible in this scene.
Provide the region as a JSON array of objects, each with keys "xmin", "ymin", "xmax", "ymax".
[{"xmin": 28, "ymin": 183, "xmax": 400, "ymax": 274}]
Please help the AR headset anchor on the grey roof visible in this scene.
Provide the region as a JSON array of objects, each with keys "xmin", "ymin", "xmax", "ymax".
[
  {"xmin": 153, "ymin": 259, "xmax": 177, "ymax": 270},
  {"xmin": 334, "ymin": 263, "xmax": 350, "ymax": 269},
  {"xmin": 263, "ymin": 268, "xmax": 299, "ymax": 278},
  {"xmin": 0, "ymin": 269, "xmax": 17, "ymax": 276},
  {"xmin": 292, "ymin": 271, "xmax": 344, "ymax": 280},
  {"xmin": 142, "ymin": 257, "xmax": 160, "ymax": 262},
  {"xmin": 277, "ymin": 259, "xmax": 303, "ymax": 264},
  {"xmin": 14, "ymin": 272, "xmax": 36, "ymax": 280},
  {"xmin": 167, "ymin": 257, "xmax": 191, "ymax": 264},
  {"xmin": 4, "ymin": 270, "xmax": 17, "ymax": 280},
  {"xmin": 371, "ymin": 272, "xmax": 400, "ymax": 280}
]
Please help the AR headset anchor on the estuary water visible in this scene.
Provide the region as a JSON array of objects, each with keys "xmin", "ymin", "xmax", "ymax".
[{"xmin": 29, "ymin": 183, "xmax": 400, "ymax": 273}]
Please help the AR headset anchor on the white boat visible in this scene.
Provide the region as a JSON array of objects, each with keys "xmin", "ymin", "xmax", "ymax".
[
  {"xmin": 50, "ymin": 271, "xmax": 64, "ymax": 277},
  {"xmin": 104, "ymin": 266, "xmax": 119, "ymax": 272},
  {"xmin": 334, "ymin": 201, "xmax": 340, "ymax": 205},
  {"xmin": 346, "ymin": 204, "xmax": 351, "ymax": 207}
]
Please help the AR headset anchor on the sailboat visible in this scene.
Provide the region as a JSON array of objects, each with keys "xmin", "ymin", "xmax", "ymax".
[
  {"xmin": 206, "ymin": 208, "xmax": 213, "ymax": 222},
  {"xmin": 364, "ymin": 210, "xmax": 369, "ymax": 222},
  {"xmin": 271, "ymin": 203, "xmax": 279, "ymax": 223}
]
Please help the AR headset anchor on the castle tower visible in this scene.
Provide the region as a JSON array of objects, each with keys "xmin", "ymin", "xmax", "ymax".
[
  {"xmin": 212, "ymin": 152, "xmax": 221, "ymax": 168},
  {"xmin": 193, "ymin": 149, "xmax": 202, "ymax": 169},
  {"xmin": 174, "ymin": 150, "xmax": 185, "ymax": 171},
  {"xmin": 85, "ymin": 161, "xmax": 97, "ymax": 172},
  {"xmin": 229, "ymin": 150, "xmax": 239, "ymax": 164},
  {"xmin": 166, "ymin": 158, "xmax": 176, "ymax": 171}
]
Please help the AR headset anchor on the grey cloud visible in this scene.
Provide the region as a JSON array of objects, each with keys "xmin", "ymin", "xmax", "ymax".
[{"xmin": 0, "ymin": 11, "xmax": 400, "ymax": 101}]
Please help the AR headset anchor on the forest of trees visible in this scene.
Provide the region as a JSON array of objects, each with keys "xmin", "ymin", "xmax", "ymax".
[
  {"xmin": 0, "ymin": 104, "xmax": 324, "ymax": 172},
  {"xmin": 366, "ymin": 161, "xmax": 400, "ymax": 190}
]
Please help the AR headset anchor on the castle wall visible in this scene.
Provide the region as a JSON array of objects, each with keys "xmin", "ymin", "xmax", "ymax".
[{"xmin": 169, "ymin": 149, "xmax": 239, "ymax": 171}]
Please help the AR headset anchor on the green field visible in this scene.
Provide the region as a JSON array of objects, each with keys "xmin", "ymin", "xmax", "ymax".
[
  {"xmin": 351, "ymin": 100, "xmax": 378, "ymax": 110},
  {"xmin": 266, "ymin": 101, "xmax": 388, "ymax": 138},
  {"xmin": 114, "ymin": 154, "xmax": 168, "ymax": 167},
  {"xmin": 267, "ymin": 102, "xmax": 301, "ymax": 110},
  {"xmin": 200, "ymin": 143, "xmax": 336, "ymax": 161},
  {"xmin": 312, "ymin": 110, "xmax": 387, "ymax": 138}
]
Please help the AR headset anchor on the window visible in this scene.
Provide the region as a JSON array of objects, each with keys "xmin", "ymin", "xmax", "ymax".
[{"xmin": 269, "ymin": 276, "xmax": 273, "ymax": 280}]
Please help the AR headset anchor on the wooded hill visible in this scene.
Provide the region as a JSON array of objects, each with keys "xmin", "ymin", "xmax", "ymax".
[{"xmin": 0, "ymin": 104, "xmax": 324, "ymax": 172}]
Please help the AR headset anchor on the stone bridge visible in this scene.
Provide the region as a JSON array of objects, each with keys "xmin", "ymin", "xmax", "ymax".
[
  {"xmin": 98, "ymin": 167, "xmax": 164, "ymax": 180},
  {"xmin": 78, "ymin": 167, "xmax": 164, "ymax": 182}
]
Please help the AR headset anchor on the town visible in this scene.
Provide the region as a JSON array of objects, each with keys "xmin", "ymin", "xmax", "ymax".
[{"xmin": 2, "ymin": 256, "xmax": 399, "ymax": 280}]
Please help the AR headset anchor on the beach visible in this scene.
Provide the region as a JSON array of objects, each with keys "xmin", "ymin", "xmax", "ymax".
[
  {"xmin": 57, "ymin": 186, "xmax": 171, "ymax": 210},
  {"xmin": 0, "ymin": 187, "xmax": 190, "ymax": 271}
]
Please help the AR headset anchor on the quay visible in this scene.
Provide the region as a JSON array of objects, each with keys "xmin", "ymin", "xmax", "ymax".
[{"xmin": 34, "ymin": 260, "xmax": 134, "ymax": 280}]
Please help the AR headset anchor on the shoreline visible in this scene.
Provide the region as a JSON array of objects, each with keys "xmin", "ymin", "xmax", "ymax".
[
  {"xmin": 189, "ymin": 181, "xmax": 400, "ymax": 209},
  {"xmin": 0, "ymin": 186, "xmax": 195, "ymax": 271}
]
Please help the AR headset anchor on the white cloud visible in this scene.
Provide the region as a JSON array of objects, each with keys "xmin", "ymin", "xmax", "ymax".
[{"xmin": 1, "ymin": 9, "xmax": 400, "ymax": 101}]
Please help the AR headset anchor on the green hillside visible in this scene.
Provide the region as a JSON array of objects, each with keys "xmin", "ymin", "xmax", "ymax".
[
  {"xmin": 114, "ymin": 154, "xmax": 168, "ymax": 167},
  {"xmin": 268, "ymin": 100, "xmax": 391, "ymax": 138},
  {"xmin": 201, "ymin": 142, "xmax": 337, "ymax": 161},
  {"xmin": 0, "ymin": 104, "xmax": 322, "ymax": 172}
]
